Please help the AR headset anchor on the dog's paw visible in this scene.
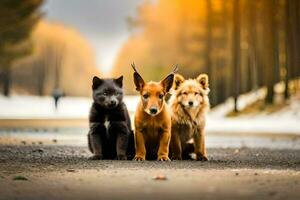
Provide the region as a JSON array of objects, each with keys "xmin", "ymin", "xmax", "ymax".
[
  {"xmin": 117, "ymin": 155, "xmax": 127, "ymax": 160},
  {"xmin": 157, "ymin": 156, "xmax": 171, "ymax": 161},
  {"xmin": 133, "ymin": 156, "xmax": 145, "ymax": 161},
  {"xmin": 196, "ymin": 154, "xmax": 209, "ymax": 161},
  {"xmin": 89, "ymin": 155, "xmax": 103, "ymax": 160}
]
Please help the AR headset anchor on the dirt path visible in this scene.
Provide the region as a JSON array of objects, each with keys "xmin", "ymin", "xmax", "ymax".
[{"xmin": 0, "ymin": 145, "xmax": 299, "ymax": 200}]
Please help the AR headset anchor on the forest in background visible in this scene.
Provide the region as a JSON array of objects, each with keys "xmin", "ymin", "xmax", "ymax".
[
  {"xmin": 12, "ymin": 21, "xmax": 99, "ymax": 96},
  {"xmin": 0, "ymin": 0, "xmax": 99, "ymax": 97},
  {"xmin": 113, "ymin": 0, "xmax": 300, "ymax": 110},
  {"xmin": 1, "ymin": 0, "xmax": 300, "ymax": 109}
]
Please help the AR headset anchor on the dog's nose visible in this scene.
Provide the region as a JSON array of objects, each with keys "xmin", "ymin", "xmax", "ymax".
[
  {"xmin": 110, "ymin": 100, "xmax": 117, "ymax": 106},
  {"xmin": 150, "ymin": 107, "xmax": 158, "ymax": 115},
  {"xmin": 188, "ymin": 101, "xmax": 194, "ymax": 106}
]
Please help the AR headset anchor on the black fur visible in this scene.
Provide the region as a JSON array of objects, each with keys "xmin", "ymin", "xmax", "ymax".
[{"xmin": 88, "ymin": 76, "xmax": 135, "ymax": 160}]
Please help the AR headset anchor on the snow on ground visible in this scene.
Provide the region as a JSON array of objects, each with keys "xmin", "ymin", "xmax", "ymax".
[
  {"xmin": 207, "ymin": 89, "xmax": 300, "ymax": 135},
  {"xmin": 0, "ymin": 95, "xmax": 91, "ymax": 119},
  {"xmin": 0, "ymin": 95, "xmax": 140, "ymax": 119},
  {"xmin": 0, "ymin": 94, "xmax": 299, "ymax": 135}
]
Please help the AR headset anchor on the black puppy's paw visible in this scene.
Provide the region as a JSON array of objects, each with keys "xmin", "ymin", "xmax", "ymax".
[
  {"xmin": 89, "ymin": 155, "xmax": 103, "ymax": 160},
  {"xmin": 117, "ymin": 155, "xmax": 127, "ymax": 160}
]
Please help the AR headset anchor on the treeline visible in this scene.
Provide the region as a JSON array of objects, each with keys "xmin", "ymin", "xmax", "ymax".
[
  {"xmin": 113, "ymin": 0, "xmax": 300, "ymax": 110},
  {"xmin": 0, "ymin": 0, "xmax": 42, "ymax": 96},
  {"xmin": 0, "ymin": 1, "xmax": 99, "ymax": 96},
  {"xmin": 12, "ymin": 21, "xmax": 99, "ymax": 96}
]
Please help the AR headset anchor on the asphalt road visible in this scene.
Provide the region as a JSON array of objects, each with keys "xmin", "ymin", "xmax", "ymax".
[{"xmin": 0, "ymin": 144, "xmax": 300, "ymax": 200}]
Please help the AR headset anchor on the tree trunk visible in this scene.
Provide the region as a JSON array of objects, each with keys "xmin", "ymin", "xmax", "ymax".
[
  {"xmin": 206, "ymin": 0, "xmax": 212, "ymax": 75},
  {"xmin": 2, "ymin": 67, "xmax": 11, "ymax": 97},
  {"xmin": 232, "ymin": 0, "xmax": 241, "ymax": 112},
  {"xmin": 264, "ymin": 0, "xmax": 276, "ymax": 104},
  {"xmin": 248, "ymin": 0, "xmax": 258, "ymax": 90},
  {"xmin": 284, "ymin": 0, "xmax": 291, "ymax": 100},
  {"xmin": 206, "ymin": 0, "xmax": 216, "ymax": 106},
  {"xmin": 37, "ymin": 60, "xmax": 46, "ymax": 96}
]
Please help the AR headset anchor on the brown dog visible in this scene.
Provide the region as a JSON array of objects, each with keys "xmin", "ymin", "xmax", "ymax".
[
  {"xmin": 169, "ymin": 73, "xmax": 210, "ymax": 161},
  {"xmin": 132, "ymin": 64, "xmax": 176, "ymax": 161}
]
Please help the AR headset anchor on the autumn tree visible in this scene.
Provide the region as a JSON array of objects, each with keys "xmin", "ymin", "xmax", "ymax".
[
  {"xmin": 114, "ymin": 0, "xmax": 300, "ymax": 109},
  {"xmin": 0, "ymin": 0, "xmax": 43, "ymax": 96},
  {"xmin": 12, "ymin": 21, "xmax": 99, "ymax": 96}
]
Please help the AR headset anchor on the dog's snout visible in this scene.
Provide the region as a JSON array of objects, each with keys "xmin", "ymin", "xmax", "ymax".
[
  {"xmin": 150, "ymin": 107, "xmax": 158, "ymax": 115},
  {"xmin": 188, "ymin": 101, "xmax": 194, "ymax": 106},
  {"xmin": 110, "ymin": 100, "xmax": 117, "ymax": 106}
]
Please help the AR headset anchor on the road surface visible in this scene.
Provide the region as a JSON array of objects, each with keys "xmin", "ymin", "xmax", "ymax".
[{"xmin": 0, "ymin": 143, "xmax": 299, "ymax": 200}]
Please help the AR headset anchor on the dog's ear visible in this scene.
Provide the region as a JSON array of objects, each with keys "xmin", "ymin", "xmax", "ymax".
[
  {"xmin": 161, "ymin": 73, "xmax": 174, "ymax": 93},
  {"xmin": 196, "ymin": 74, "xmax": 209, "ymax": 90},
  {"xmin": 114, "ymin": 76, "xmax": 123, "ymax": 88},
  {"xmin": 133, "ymin": 72, "xmax": 145, "ymax": 91},
  {"xmin": 173, "ymin": 74, "xmax": 185, "ymax": 90},
  {"xmin": 132, "ymin": 63, "xmax": 145, "ymax": 91},
  {"xmin": 92, "ymin": 76, "xmax": 103, "ymax": 90}
]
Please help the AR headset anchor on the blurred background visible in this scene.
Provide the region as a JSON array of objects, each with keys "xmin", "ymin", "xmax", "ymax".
[{"xmin": 0, "ymin": 0, "xmax": 300, "ymax": 147}]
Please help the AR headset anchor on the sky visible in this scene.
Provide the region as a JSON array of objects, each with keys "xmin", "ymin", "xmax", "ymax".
[{"xmin": 42, "ymin": 0, "xmax": 142, "ymax": 73}]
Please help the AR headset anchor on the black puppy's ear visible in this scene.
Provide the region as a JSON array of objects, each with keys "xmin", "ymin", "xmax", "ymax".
[
  {"xmin": 131, "ymin": 63, "xmax": 145, "ymax": 91},
  {"xmin": 92, "ymin": 76, "xmax": 103, "ymax": 90},
  {"xmin": 114, "ymin": 76, "xmax": 123, "ymax": 87},
  {"xmin": 161, "ymin": 73, "xmax": 174, "ymax": 93}
]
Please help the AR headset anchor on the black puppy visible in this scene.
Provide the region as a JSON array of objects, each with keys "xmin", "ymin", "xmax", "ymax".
[{"xmin": 88, "ymin": 76, "xmax": 134, "ymax": 160}]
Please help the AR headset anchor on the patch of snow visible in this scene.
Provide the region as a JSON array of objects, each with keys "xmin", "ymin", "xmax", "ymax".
[
  {"xmin": 0, "ymin": 93, "xmax": 299, "ymax": 135},
  {"xmin": 209, "ymin": 88, "xmax": 266, "ymax": 118},
  {"xmin": 0, "ymin": 95, "xmax": 139, "ymax": 119},
  {"xmin": 0, "ymin": 95, "xmax": 91, "ymax": 119},
  {"xmin": 206, "ymin": 117, "xmax": 300, "ymax": 135},
  {"xmin": 207, "ymin": 89, "xmax": 300, "ymax": 135}
]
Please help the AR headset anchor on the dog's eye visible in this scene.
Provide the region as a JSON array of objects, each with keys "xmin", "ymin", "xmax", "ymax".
[
  {"xmin": 195, "ymin": 92, "xmax": 199, "ymax": 95},
  {"xmin": 143, "ymin": 94, "xmax": 149, "ymax": 99},
  {"xmin": 102, "ymin": 92, "xmax": 107, "ymax": 96},
  {"xmin": 159, "ymin": 94, "xmax": 164, "ymax": 99},
  {"xmin": 183, "ymin": 92, "xmax": 188, "ymax": 95}
]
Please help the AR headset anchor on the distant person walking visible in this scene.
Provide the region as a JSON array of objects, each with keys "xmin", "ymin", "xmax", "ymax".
[{"xmin": 52, "ymin": 88, "xmax": 64, "ymax": 110}]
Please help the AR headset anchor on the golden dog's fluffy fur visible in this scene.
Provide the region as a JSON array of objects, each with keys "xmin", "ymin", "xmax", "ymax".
[{"xmin": 169, "ymin": 73, "xmax": 210, "ymax": 161}]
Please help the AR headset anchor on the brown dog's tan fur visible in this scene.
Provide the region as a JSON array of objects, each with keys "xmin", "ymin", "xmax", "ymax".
[
  {"xmin": 169, "ymin": 73, "xmax": 210, "ymax": 161},
  {"xmin": 132, "ymin": 64, "xmax": 175, "ymax": 161}
]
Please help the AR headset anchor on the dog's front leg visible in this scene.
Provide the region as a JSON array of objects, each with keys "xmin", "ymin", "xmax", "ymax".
[
  {"xmin": 194, "ymin": 128, "xmax": 208, "ymax": 161},
  {"xmin": 157, "ymin": 129, "xmax": 171, "ymax": 161},
  {"xmin": 116, "ymin": 134, "xmax": 128, "ymax": 160},
  {"xmin": 170, "ymin": 130, "xmax": 182, "ymax": 160},
  {"xmin": 88, "ymin": 123, "xmax": 105, "ymax": 160},
  {"xmin": 111, "ymin": 121, "xmax": 129, "ymax": 160},
  {"xmin": 133, "ymin": 129, "xmax": 146, "ymax": 161}
]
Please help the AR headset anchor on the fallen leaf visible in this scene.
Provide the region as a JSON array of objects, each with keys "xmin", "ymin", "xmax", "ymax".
[
  {"xmin": 13, "ymin": 176, "xmax": 28, "ymax": 181},
  {"xmin": 152, "ymin": 175, "xmax": 167, "ymax": 181}
]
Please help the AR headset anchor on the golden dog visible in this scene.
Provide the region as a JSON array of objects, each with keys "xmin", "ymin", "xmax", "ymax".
[{"xmin": 169, "ymin": 73, "xmax": 210, "ymax": 161}]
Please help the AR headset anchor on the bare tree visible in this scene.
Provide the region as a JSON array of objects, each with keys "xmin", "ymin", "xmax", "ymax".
[{"xmin": 232, "ymin": 0, "xmax": 241, "ymax": 112}]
